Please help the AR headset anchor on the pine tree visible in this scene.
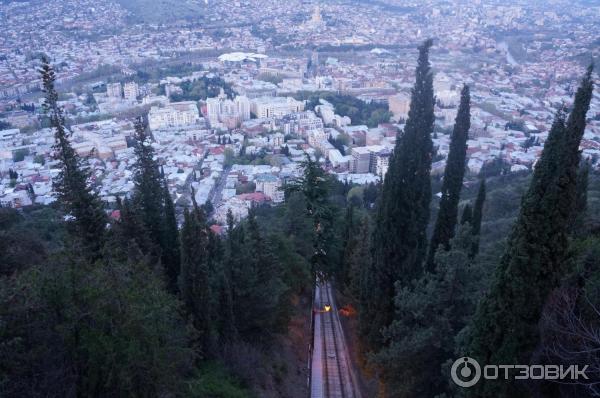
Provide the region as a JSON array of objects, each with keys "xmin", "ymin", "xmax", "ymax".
[
  {"xmin": 245, "ymin": 209, "xmax": 286, "ymax": 332},
  {"xmin": 40, "ymin": 57, "xmax": 107, "ymax": 259},
  {"xmin": 362, "ymin": 39, "xmax": 435, "ymax": 349},
  {"xmin": 114, "ymin": 197, "xmax": 154, "ymax": 263},
  {"xmin": 426, "ymin": 85, "xmax": 471, "ymax": 270},
  {"xmin": 227, "ymin": 209, "xmax": 285, "ymax": 340},
  {"xmin": 285, "ymin": 153, "xmax": 337, "ymax": 278},
  {"xmin": 131, "ymin": 118, "xmax": 181, "ymax": 287},
  {"xmin": 470, "ymin": 179, "xmax": 486, "ymax": 257},
  {"xmin": 461, "ymin": 203, "xmax": 473, "ymax": 225},
  {"xmin": 179, "ymin": 204, "xmax": 214, "ymax": 354},
  {"xmin": 161, "ymin": 174, "xmax": 181, "ymax": 293},
  {"xmin": 220, "ymin": 209, "xmax": 239, "ymax": 339},
  {"xmin": 132, "ymin": 117, "xmax": 164, "ymax": 256},
  {"xmin": 466, "ymin": 67, "xmax": 594, "ymax": 397}
]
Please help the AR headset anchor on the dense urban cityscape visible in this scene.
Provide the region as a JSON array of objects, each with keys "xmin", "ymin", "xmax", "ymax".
[
  {"xmin": 1, "ymin": 1, "xmax": 599, "ymax": 397},
  {"xmin": 1, "ymin": 0, "xmax": 599, "ymax": 210}
]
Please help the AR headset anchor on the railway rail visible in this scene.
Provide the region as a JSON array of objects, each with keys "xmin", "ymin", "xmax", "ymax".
[{"xmin": 310, "ymin": 281, "xmax": 361, "ymax": 398}]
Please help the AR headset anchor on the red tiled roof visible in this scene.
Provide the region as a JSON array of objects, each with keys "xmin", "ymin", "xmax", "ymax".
[
  {"xmin": 237, "ymin": 192, "xmax": 270, "ymax": 203},
  {"xmin": 210, "ymin": 146, "xmax": 225, "ymax": 155},
  {"xmin": 210, "ymin": 224, "xmax": 224, "ymax": 235}
]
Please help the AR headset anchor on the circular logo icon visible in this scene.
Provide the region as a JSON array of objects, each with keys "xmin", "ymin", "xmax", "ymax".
[{"xmin": 451, "ymin": 357, "xmax": 481, "ymax": 388}]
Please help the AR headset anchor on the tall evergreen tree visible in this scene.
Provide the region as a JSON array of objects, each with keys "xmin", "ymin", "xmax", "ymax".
[
  {"xmin": 211, "ymin": 214, "xmax": 237, "ymax": 341},
  {"xmin": 470, "ymin": 179, "xmax": 486, "ymax": 257},
  {"xmin": 571, "ymin": 160, "xmax": 590, "ymax": 235},
  {"xmin": 0, "ymin": 253, "xmax": 193, "ymax": 397},
  {"xmin": 114, "ymin": 197, "xmax": 153, "ymax": 263},
  {"xmin": 227, "ymin": 209, "xmax": 285, "ymax": 340},
  {"xmin": 132, "ymin": 117, "xmax": 164, "ymax": 255},
  {"xmin": 179, "ymin": 204, "xmax": 214, "ymax": 354},
  {"xmin": 466, "ymin": 67, "xmax": 594, "ymax": 397},
  {"xmin": 285, "ymin": 153, "xmax": 337, "ymax": 278},
  {"xmin": 362, "ymin": 39, "xmax": 435, "ymax": 349},
  {"xmin": 340, "ymin": 204, "xmax": 355, "ymax": 287},
  {"xmin": 161, "ymin": 173, "xmax": 181, "ymax": 293},
  {"xmin": 460, "ymin": 203, "xmax": 473, "ymax": 225},
  {"xmin": 374, "ymin": 225, "xmax": 481, "ymax": 397},
  {"xmin": 426, "ymin": 85, "xmax": 471, "ymax": 270},
  {"xmin": 350, "ymin": 216, "xmax": 371, "ymax": 301},
  {"xmin": 131, "ymin": 118, "xmax": 181, "ymax": 287},
  {"xmin": 40, "ymin": 57, "xmax": 107, "ymax": 259}
]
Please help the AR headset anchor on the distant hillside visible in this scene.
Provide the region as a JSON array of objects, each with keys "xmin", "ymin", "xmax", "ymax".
[{"xmin": 116, "ymin": 0, "xmax": 208, "ymax": 23}]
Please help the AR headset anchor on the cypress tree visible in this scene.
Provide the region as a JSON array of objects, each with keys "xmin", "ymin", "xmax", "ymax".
[
  {"xmin": 470, "ymin": 179, "xmax": 486, "ymax": 257},
  {"xmin": 40, "ymin": 57, "xmax": 107, "ymax": 258},
  {"xmin": 466, "ymin": 67, "xmax": 594, "ymax": 397},
  {"xmin": 460, "ymin": 203, "xmax": 473, "ymax": 225},
  {"xmin": 571, "ymin": 160, "xmax": 590, "ymax": 235},
  {"xmin": 351, "ymin": 216, "xmax": 371, "ymax": 300},
  {"xmin": 220, "ymin": 209, "xmax": 239, "ymax": 338},
  {"xmin": 340, "ymin": 204, "xmax": 355, "ymax": 287},
  {"xmin": 161, "ymin": 174, "xmax": 181, "ymax": 293},
  {"xmin": 209, "ymin": 220, "xmax": 236, "ymax": 341},
  {"xmin": 362, "ymin": 39, "xmax": 435, "ymax": 349},
  {"xmin": 426, "ymin": 85, "xmax": 471, "ymax": 270}
]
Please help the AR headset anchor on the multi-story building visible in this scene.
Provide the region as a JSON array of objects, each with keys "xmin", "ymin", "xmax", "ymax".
[
  {"xmin": 235, "ymin": 95, "xmax": 251, "ymax": 120},
  {"xmin": 351, "ymin": 146, "xmax": 371, "ymax": 173},
  {"xmin": 255, "ymin": 173, "xmax": 284, "ymax": 203},
  {"xmin": 106, "ymin": 82, "xmax": 122, "ymax": 99},
  {"xmin": 388, "ymin": 93, "xmax": 410, "ymax": 121},
  {"xmin": 375, "ymin": 149, "xmax": 391, "ymax": 178},
  {"xmin": 280, "ymin": 111, "xmax": 323, "ymax": 136},
  {"xmin": 271, "ymin": 132, "xmax": 284, "ymax": 148},
  {"xmin": 206, "ymin": 94, "xmax": 251, "ymax": 128},
  {"xmin": 148, "ymin": 102, "xmax": 200, "ymax": 130},
  {"xmin": 123, "ymin": 82, "xmax": 139, "ymax": 101},
  {"xmin": 307, "ymin": 129, "xmax": 328, "ymax": 148},
  {"xmin": 250, "ymin": 96, "xmax": 304, "ymax": 119}
]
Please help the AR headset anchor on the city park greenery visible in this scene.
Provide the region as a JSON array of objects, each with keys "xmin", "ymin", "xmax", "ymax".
[{"xmin": 299, "ymin": 91, "xmax": 393, "ymax": 127}]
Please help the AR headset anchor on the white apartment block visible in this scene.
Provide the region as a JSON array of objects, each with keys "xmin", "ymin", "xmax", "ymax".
[
  {"xmin": 206, "ymin": 95, "xmax": 251, "ymax": 127},
  {"xmin": 255, "ymin": 174, "xmax": 283, "ymax": 203},
  {"xmin": 148, "ymin": 101, "xmax": 200, "ymax": 131},
  {"xmin": 272, "ymin": 132, "xmax": 284, "ymax": 148},
  {"xmin": 388, "ymin": 93, "xmax": 410, "ymax": 120},
  {"xmin": 106, "ymin": 82, "xmax": 122, "ymax": 98},
  {"xmin": 351, "ymin": 146, "xmax": 371, "ymax": 174},
  {"xmin": 375, "ymin": 151, "xmax": 391, "ymax": 178},
  {"xmin": 123, "ymin": 82, "xmax": 139, "ymax": 101},
  {"xmin": 250, "ymin": 96, "xmax": 304, "ymax": 119},
  {"xmin": 307, "ymin": 129, "xmax": 328, "ymax": 148}
]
